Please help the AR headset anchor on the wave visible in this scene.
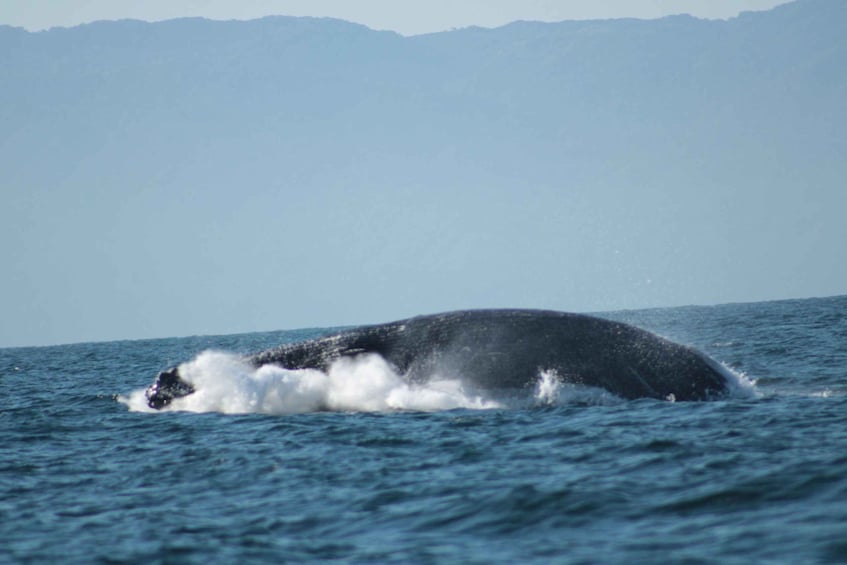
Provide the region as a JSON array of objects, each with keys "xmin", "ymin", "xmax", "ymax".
[
  {"xmin": 120, "ymin": 347, "xmax": 761, "ymax": 415},
  {"xmin": 121, "ymin": 351, "xmax": 499, "ymax": 414},
  {"xmin": 120, "ymin": 350, "xmax": 643, "ymax": 415}
]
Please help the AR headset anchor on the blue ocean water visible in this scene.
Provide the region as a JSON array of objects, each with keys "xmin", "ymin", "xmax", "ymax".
[{"xmin": 2, "ymin": 296, "xmax": 846, "ymax": 563}]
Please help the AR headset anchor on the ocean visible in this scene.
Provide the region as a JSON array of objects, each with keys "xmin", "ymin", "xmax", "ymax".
[{"xmin": 2, "ymin": 295, "xmax": 846, "ymax": 563}]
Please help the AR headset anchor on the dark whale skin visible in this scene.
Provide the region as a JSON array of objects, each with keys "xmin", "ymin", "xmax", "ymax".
[{"xmin": 146, "ymin": 309, "xmax": 732, "ymax": 409}]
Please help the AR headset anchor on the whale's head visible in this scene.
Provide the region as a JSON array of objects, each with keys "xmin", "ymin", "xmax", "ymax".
[{"xmin": 145, "ymin": 367, "xmax": 195, "ymax": 409}]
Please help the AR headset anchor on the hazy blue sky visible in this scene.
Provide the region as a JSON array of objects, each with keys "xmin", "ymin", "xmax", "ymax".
[
  {"xmin": 1, "ymin": 0, "xmax": 789, "ymax": 34},
  {"xmin": 3, "ymin": 0, "xmax": 843, "ymax": 347}
]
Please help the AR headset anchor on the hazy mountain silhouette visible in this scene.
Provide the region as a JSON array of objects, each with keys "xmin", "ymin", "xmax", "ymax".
[{"xmin": 1, "ymin": 0, "xmax": 845, "ymax": 346}]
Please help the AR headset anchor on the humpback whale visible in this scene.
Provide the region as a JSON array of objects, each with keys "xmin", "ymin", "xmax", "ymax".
[{"xmin": 145, "ymin": 309, "xmax": 733, "ymax": 409}]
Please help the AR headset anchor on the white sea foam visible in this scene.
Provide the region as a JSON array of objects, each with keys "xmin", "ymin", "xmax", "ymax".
[
  {"xmin": 530, "ymin": 369, "xmax": 624, "ymax": 407},
  {"xmin": 120, "ymin": 352, "xmax": 755, "ymax": 414},
  {"xmin": 121, "ymin": 351, "xmax": 503, "ymax": 414},
  {"xmin": 534, "ymin": 370, "xmax": 562, "ymax": 405},
  {"xmin": 720, "ymin": 362, "xmax": 760, "ymax": 399}
]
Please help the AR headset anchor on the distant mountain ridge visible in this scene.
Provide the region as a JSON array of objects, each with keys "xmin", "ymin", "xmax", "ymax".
[{"xmin": 1, "ymin": 0, "xmax": 845, "ymax": 346}]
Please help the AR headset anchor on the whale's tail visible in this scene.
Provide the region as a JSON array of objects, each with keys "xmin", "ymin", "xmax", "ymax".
[{"xmin": 146, "ymin": 367, "xmax": 195, "ymax": 409}]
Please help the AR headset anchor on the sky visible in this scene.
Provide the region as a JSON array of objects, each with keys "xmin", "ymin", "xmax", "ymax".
[
  {"xmin": 3, "ymin": 0, "xmax": 841, "ymax": 348},
  {"xmin": 1, "ymin": 0, "xmax": 790, "ymax": 35}
]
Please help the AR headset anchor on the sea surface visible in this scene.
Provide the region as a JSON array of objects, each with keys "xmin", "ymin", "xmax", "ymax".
[{"xmin": 2, "ymin": 296, "xmax": 846, "ymax": 563}]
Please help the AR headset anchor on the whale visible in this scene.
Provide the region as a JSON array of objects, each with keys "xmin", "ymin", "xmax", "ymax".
[{"xmin": 145, "ymin": 309, "xmax": 733, "ymax": 409}]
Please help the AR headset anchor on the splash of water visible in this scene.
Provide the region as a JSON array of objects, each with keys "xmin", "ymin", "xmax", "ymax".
[
  {"xmin": 120, "ymin": 351, "xmax": 760, "ymax": 414},
  {"xmin": 720, "ymin": 362, "xmax": 760, "ymax": 399},
  {"xmin": 121, "ymin": 351, "xmax": 503, "ymax": 414},
  {"xmin": 531, "ymin": 369, "xmax": 624, "ymax": 407}
]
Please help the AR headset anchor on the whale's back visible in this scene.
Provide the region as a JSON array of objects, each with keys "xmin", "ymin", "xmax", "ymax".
[{"xmin": 247, "ymin": 309, "xmax": 730, "ymax": 401}]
